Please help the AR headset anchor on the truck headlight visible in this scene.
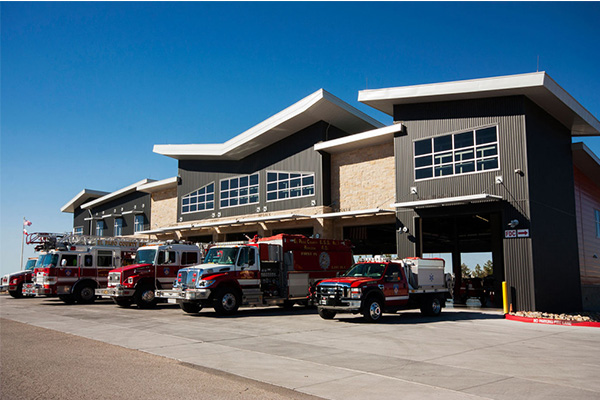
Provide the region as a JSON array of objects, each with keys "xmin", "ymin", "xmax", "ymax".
[
  {"xmin": 349, "ymin": 288, "xmax": 362, "ymax": 299},
  {"xmin": 196, "ymin": 280, "xmax": 215, "ymax": 288},
  {"xmin": 127, "ymin": 277, "xmax": 134, "ymax": 284}
]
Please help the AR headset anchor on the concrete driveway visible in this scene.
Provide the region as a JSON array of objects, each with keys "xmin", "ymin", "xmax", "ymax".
[{"xmin": 1, "ymin": 296, "xmax": 599, "ymax": 399}]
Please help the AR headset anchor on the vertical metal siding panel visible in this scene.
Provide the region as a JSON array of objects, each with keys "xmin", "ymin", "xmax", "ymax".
[{"xmin": 394, "ymin": 96, "xmax": 537, "ymax": 310}]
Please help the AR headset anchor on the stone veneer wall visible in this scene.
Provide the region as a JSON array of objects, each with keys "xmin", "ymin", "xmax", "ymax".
[
  {"xmin": 150, "ymin": 188, "xmax": 177, "ymax": 230},
  {"xmin": 331, "ymin": 143, "xmax": 395, "ymax": 211}
]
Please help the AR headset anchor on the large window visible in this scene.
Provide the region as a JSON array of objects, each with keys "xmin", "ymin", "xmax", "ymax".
[
  {"xmin": 267, "ymin": 171, "xmax": 315, "ymax": 201},
  {"xmin": 96, "ymin": 220, "xmax": 105, "ymax": 236},
  {"xmin": 134, "ymin": 215, "xmax": 144, "ymax": 233},
  {"xmin": 414, "ymin": 126, "xmax": 499, "ymax": 180},
  {"xmin": 220, "ymin": 174, "xmax": 259, "ymax": 208},
  {"xmin": 596, "ymin": 209, "xmax": 600, "ymax": 238},
  {"xmin": 182, "ymin": 182, "xmax": 215, "ymax": 214},
  {"xmin": 114, "ymin": 218, "xmax": 123, "ymax": 236}
]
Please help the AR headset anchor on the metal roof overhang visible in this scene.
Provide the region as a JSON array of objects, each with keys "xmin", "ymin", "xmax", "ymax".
[
  {"xmin": 137, "ymin": 177, "xmax": 178, "ymax": 193},
  {"xmin": 81, "ymin": 179, "xmax": 155, "ymax": 209},
  {"xmin": 311, "ymin": 208, "xmax": 395, "ymax": 219},
  {"xmin": 391, "ymin": 194, "xmax": 503, "ymax": 210},
  {"xmin": 61, "ymin": 189, "xmax": 110, "ymax": 213},
  {"xmin": 358, "ymin": 72, "xmax": 600, "ymax": 137},
  {"xmin": 314, "ymin": 123, "xmax": 403, "ymax": 154},
  {"xmin": 153, "ymin": 89, "xmax": 384, "ymax": 161}
]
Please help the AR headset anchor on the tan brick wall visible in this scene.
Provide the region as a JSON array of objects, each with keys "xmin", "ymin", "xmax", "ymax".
[
  {"xmin": 150, "ymin": 188, "xmax": 177, "ymax": 229},
  {"xmin": 331, "ymin": 143, "xmax": 395, "ymax": 211}
]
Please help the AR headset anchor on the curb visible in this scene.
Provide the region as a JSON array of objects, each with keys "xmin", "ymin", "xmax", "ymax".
[{"xmin": 505, "ymin": 313, "xmax": 600, "ymax": 327}]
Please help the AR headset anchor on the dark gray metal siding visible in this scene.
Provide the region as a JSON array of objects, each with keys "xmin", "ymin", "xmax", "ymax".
[
  {"xmin": 73, "ymin": 208, "xmax": 88, "ymax": 234},
  {"xmin": 524, "ymin": 99, "xmax": 582, "ymax": 312},
  {"xmin": 392, "ymin": 95, "xmax": 582, "ymax": 312},
  {"xmin": 394, "ymin": 96, "xmax": 535, "ymax": 309},
  {"xmin": 177, "ymin": 121, "xmax": 346, "ymax": 222},
  {"xmin": 87, "ymin": 191, "xmax": 151, "ymax": 236}
]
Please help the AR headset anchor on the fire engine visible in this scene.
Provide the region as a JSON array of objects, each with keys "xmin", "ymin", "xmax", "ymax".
[
  {"xmin": 22, "ymin": 233, "xmax": 147, "ymax": 304},
  {"xmin": 95, "ymin": 242, "xmax": 203, "ymax": 308},
  {"xmin": 156, "ymin": 234, "xmax": 353, "ymax": 316},
  {"xmin": 315, "ymin": 257, "xmax": 450, "ymax": 322},
  {"xmin": 1, "ymin": 257, "xmax": 38, "ymax": 298}
]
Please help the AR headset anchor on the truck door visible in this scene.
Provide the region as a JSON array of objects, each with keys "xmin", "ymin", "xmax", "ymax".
[
  {"xmin": 236, "ymin": 247, "xmax": 259, "ymax": 288},
  {"xmin": 382, "ymin": 263, "xmax": 409, "ymax": 306},
  {"xmin": 96, "ymin": 250, "xmax": 114, "ymax": 286}
]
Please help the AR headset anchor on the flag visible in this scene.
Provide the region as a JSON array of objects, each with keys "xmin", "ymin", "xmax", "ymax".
[
  {"xmin": 24, "ymin": 219, "xmax": 32, "ymax": 226},
  {"xmin": 23, "ymin": 228, "xmax": 28, "ymax": 235}
]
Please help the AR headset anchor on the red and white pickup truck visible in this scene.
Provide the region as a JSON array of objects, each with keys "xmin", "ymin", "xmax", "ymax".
[{"xmin": 315, "ymin": 257, "xmax": 450, "ymax": 322}]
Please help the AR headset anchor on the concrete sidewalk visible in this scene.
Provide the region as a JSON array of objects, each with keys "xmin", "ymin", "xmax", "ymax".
[{"xmin": 2, "ymin": 296, "xmax": 599, "ymax": 399}]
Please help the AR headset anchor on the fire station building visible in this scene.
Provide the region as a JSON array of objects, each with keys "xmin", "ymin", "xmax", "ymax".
[{"xmin": 63, "ymin": 72, "xmax": 600, "ymax": 312}]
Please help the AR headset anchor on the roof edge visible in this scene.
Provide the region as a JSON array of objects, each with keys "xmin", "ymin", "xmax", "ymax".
[{"xmin": 81, "ymin": 179, "xmax": 155, "ymax": 209}]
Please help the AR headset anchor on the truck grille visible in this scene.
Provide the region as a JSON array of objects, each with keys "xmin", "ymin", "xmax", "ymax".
[
  {"xmin": 317, "ymin": 283, "xmax": 350, "ymax": 298},
  {"xmin": 108, "ymin": 272, "xmax": 121, "ymax": 286}
]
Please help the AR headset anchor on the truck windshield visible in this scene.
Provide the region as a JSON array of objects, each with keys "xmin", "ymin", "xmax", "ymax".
[
  {"xmin": 35, "ymin": 255, "xmax": 44, "ymax": 268},
  {"xmin": 204, "ymin": 247, "xmax": 239, "ymax": 265},
  {"xmin": 25, "ymin": 260, "xmax": 37, "ymax": 271},
  {"xmin": 134, "ymin": 250, "xmax": 157, "ymax": 265},
  {"xmin": 342, "ymin": 263, "xmax": 386, "ymax": 278},
  {"xmin": 41, "ymin": 254, "xmax": 59, "ymax": 268}
]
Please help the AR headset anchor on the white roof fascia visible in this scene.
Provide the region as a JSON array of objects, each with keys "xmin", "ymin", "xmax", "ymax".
[
  {"xmin": 237, "ymin": 214, "xmax": 309, "ymax": 224},
  {"xmin": 137, "ymin": 177, "xmax": 178, "ymax": 193},
  {"xmin": 391, "ymin": 194, "xmax": 502, "ymax": 209},
  {"xmin": 81, "ymin": 179, "xmax": 155, "ymax": 209},
  {"xmin": 358, "ymin": 72, "xmax": 600, "ymax": 136},
  {"xmin": 153, "ymin": 89, "xmax": 384, "ymax": 161},
  {"xmin": 311, "ymin": 208, "xmax": 396, "ymax": 219},
  {"xmin": 192, "ymin": 219, "xmax": 240, "ymax": 228},
  {"xmin": 61, "ymin": 189, "xmax": 110, "ymax": 213},
  {"xmin": 135, "ymin": 229, "xmax": 164, "ymax": 235},
  {"xmin": 314, "ymin": 123, "xmax": 403, "ymax": 154}
]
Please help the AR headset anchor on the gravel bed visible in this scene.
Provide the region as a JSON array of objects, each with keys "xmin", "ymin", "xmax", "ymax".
[{"xmin": 510, "ymin": 311, "xmax": 600, "ymax": 322}]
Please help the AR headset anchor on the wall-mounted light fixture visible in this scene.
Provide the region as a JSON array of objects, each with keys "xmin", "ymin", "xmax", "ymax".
[{"xmin": 508, "ymin": 219, "xmax": 519, "ymax": 228}]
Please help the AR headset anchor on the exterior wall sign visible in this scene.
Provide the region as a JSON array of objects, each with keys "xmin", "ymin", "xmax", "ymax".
[{"xmin": 505, "ymin": 229, "xmax": 530, "ymax": 238}]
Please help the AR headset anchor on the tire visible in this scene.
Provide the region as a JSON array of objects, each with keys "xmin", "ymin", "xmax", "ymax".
[
  {"xmin": 318, "ymin": 307, "xmax": 336, "ymax": 320},
  {"xmin": 362, "ymin": 296, "xmax": 383, "ymax": 323},
  {"xmin": 420, "ymin": 295, "xmax": 442, "ymax": 316},
  {"xmin": 75, "ymin": 283, "xmax": 96, "ymax": 304},
  {"xmin": 180, "ymin": 302, "xmax": 202, "ymax": 314},
  {"xmin": 280, "ymin": 300, "xmax": 295, "ymax": 310},
  {"xmin": 113, "ymin": 297, "xmax": 133, "ymax": 308},
  {"xmin": 134, "ymin": 285, "xmax": 157, "ymax": 309},
  {"xmin": 213, "ymin": 287, "xmax": 240, "ymax": 316},
  {"xmin": 59, "ymin": 294, "xmax": 76, "ymax": 304},
  {"xmin": 8, "ymin": 283, "xmax": 23, "ymax": 299}
]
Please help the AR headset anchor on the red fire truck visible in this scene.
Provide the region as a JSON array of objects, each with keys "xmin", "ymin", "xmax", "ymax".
[
  {"xmin": 1, "ymin": 257, "xmax": 38, "ymax": 298},
  {"xmin": 156, "ymin": 234, "xmax": 353, "ymax": 315},
  {"xmin": 23, "ymin": 234, "xmax": 146, "ymax": 304},
  {"xmin": 95, "ymin": 242, "xmax": 203, "ymax": 308},
  {"xmin": 315, "ymin": 257, "xmax": 450, "ymax": 322}
]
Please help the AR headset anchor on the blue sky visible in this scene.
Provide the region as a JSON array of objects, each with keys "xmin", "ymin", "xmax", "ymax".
[{"xmin": 2, "ymin": 2, "xmax": 599, "ymax": 276}]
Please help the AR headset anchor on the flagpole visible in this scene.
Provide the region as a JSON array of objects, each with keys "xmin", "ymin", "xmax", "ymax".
[{"xmin": 20, "ymin": 217, "xmax": 25, "ymax": 271}]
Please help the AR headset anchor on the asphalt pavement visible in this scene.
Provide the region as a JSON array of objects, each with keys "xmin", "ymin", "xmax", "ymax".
[{"xmin": 1, "ymin": 296, "xmax": 599, "ymax": 400}]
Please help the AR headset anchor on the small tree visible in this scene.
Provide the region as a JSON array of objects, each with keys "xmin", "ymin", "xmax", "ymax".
[
  {"xmin": 483, "ymin": 260, "xmax": 493, "ymax": 277},
  {"xmin": 461, "ymin": 263, "xmax": 471, "ymax": 278},
  {"xmin": 473, "ymin": 264, "xmax": 484, "ymax": 278}
]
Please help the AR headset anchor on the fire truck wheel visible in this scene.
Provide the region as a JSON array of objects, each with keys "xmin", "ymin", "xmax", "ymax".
[
  {"xmin": 420, "ymin": 295, "xmax": 442, "ymax": 316},
  {"xmin": 318, "ymin": 307, "xmax": 336, "ymax": 320},
  {"xmin": 134, "ymin": 286, "xmax": 157, "ymax": 309},
  {"xmin": 113, "ymin": 298, "xmax": 133, "ymax": 308},
  {"xmin": 213, "ymin": 287, "xmax": 240, "ymax": 316},
  {"xmin": 76, "ymin": 284, "xmax": 97, "ymax": 304},
  {"xmin": 180, "ymin": 302, "xmax": 202, "ymax": 314},
  {"xmin": 59, "ymin": 294, "xmax": 75, "ymax": 304},
  {"xmin": 8, "ymin": 283, "xmax": 23, "ymax": 298},
  {"xmin": 362, "ymin": 296, "xmax": 383, "ymax": 323}
]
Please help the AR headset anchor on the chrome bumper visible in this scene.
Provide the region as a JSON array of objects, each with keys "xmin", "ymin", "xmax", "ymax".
[
  {"xmin": 156, "ymin": 288, "xmax": 211, "ymax": 301},
  {"xmin": 23, "ymin": 284, "xmax": 51, "ymax": 296},
  {"xmin": 317, "ymin": 296, "xmax": 362, "ymax": 311},
  {"xmin": 95, "ymin": 287, "xmax": 135, "ymax": 297}
]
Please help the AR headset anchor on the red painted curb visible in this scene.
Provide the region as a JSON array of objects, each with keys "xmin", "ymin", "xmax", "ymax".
[{"xmin": 505, "ymin": 314, "xmax": 600, "ymax": 327}]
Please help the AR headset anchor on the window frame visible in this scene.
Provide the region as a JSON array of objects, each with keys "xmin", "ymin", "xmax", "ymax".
[
  {"xmin": 266, "ymin": 170, "xmax": 315, "ymax": 203},
  {"xmin": 219, "ymin": 173, "xmax": 260, "ymax": 209},
  {"xmin": 413, "ymin": 125, "xmax": 500, "ymax": 182},
  {"xmin": 595, "ymin": 209, "xmax": 600, "ymax": 238},
  {"xmin": 181, "ymin": 182, "xmax": 215, "ymax": 215},
  {"xmin": 73, "ymin": 226, "xmax": 83, "ymax": 236},
  {"xmin": 134, "ymin": 215, "xmax": 144, "ymax": 233},
  {"xmin": 96, "ymin": 220, "xmax": 105, "ymax": 237},
  {"xmin": 114, "ymin": 218, "xmax": 123, "ymax": 237}
]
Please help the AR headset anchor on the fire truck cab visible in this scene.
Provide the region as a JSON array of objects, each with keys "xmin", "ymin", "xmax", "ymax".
[{"xmin": 96, "ymin": 242, "xmax": 203, "ymax": 308}]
